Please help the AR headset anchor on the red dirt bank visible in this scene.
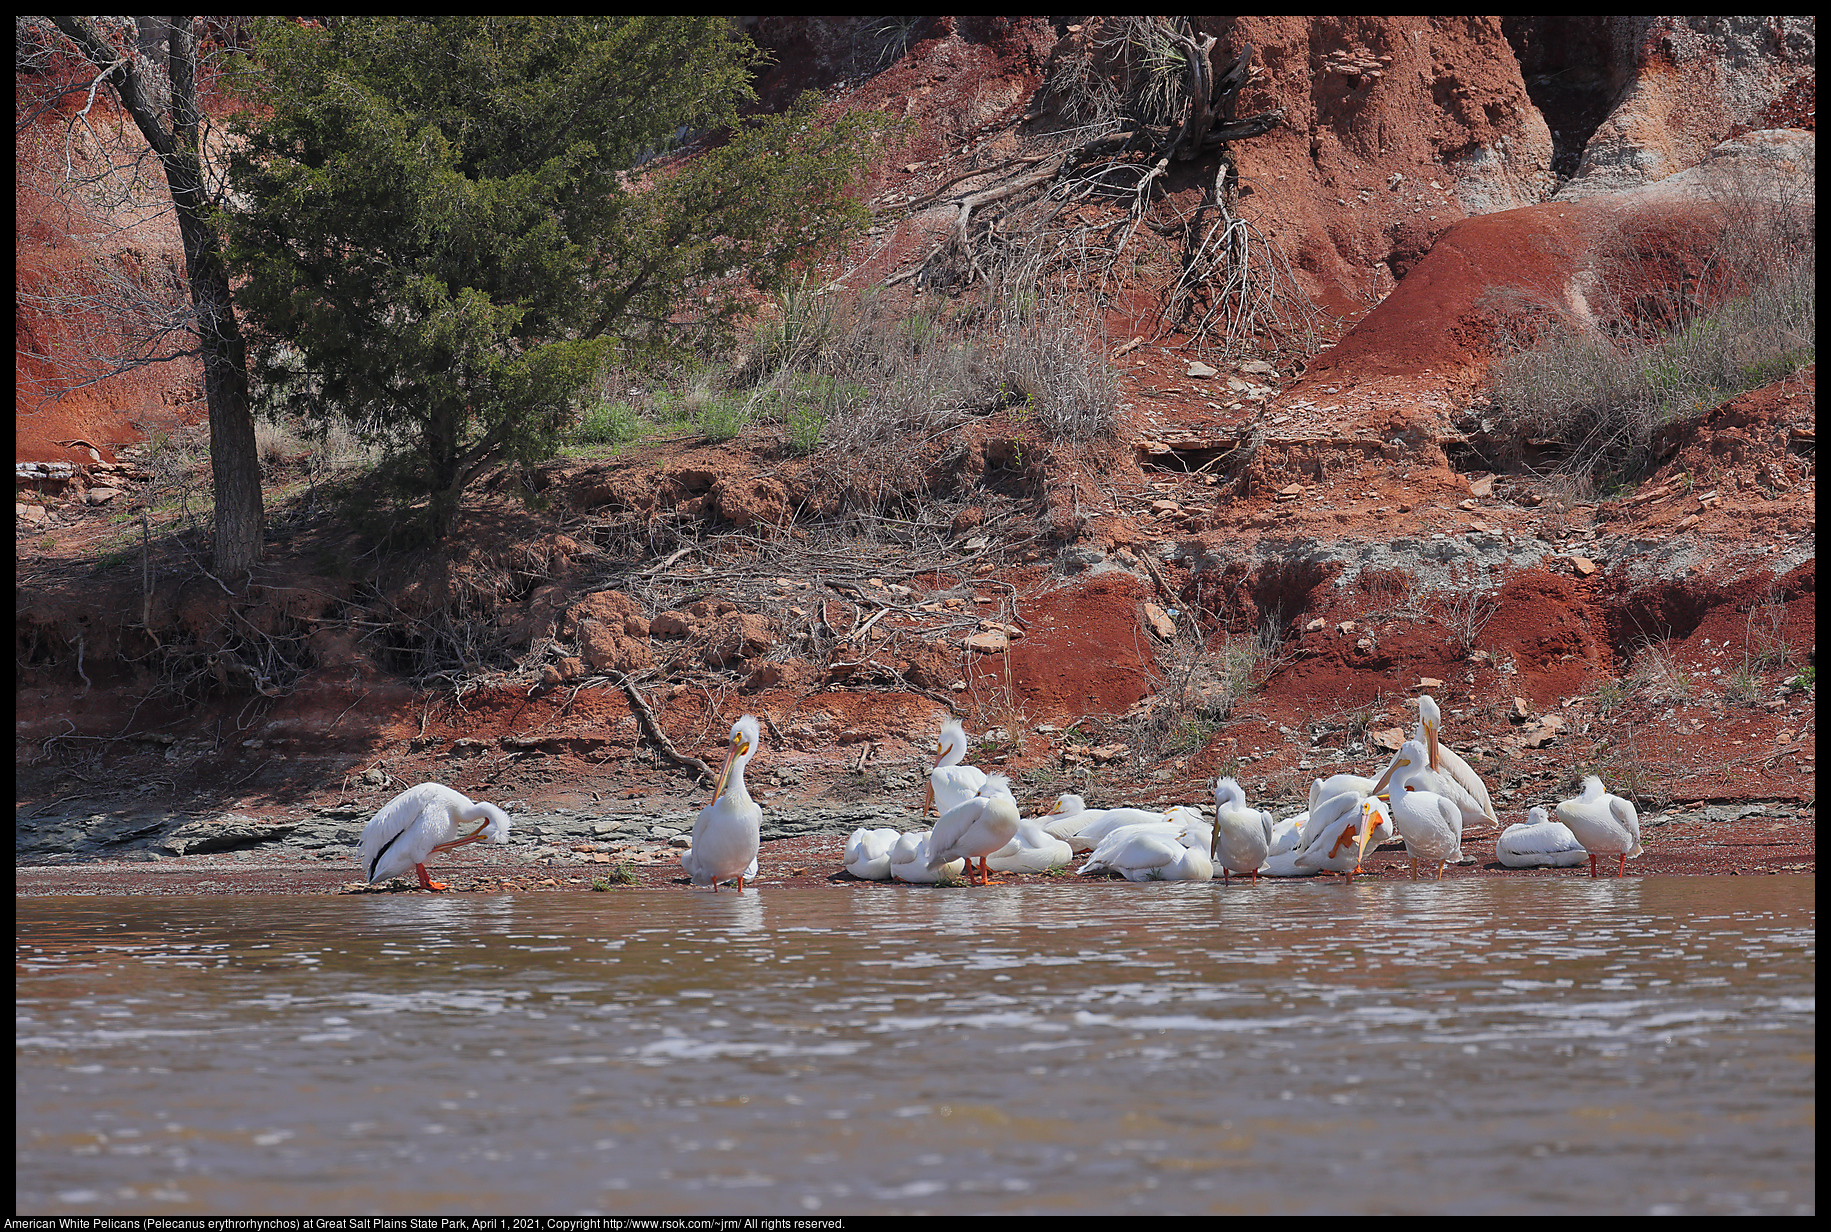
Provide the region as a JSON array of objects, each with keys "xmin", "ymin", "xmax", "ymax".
[{"xmin": 15, "ymin": 18, "xmax": 1815, "ymax": 890}]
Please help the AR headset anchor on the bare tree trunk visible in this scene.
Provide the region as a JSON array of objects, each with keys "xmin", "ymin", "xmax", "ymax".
[{"xmin": 46, "ymin": 15, "xmax": 264, "ymax": 579}]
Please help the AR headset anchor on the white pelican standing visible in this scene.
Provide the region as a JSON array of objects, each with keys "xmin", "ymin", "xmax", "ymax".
[
  {"xmin": 927, "ymin": 774, "xmax": 1021, "ymax": 886},
  {"xmin": 1555, "ymin": 776, "xmax": 1643, "ymax": 878},
  {"xmin": 360, "ymin": 783, "xmax": 512, "ymax": 891},
  {"xmin": 844, "ymin": 826, "xmax": 904, "ymax": 881},
  {"xmin": 926, "ymin": 718, "xmax": 988, "ymax": 818},
  {"xmin": 1496, "ymin": 806, "xmax": 1589, "ymax": 868},
  {"xmin": 1385, "ymin": 739, "xmax": 1465, "ymax": 880},
  {"xmin": 1370, "ymin": 704, "xmax": 1495, "ymax": 833},
  {"xmin": 681, "ymin": 715, "xmax": 762, "ymax": 891},
  {"xmin": 1210, "ymin": 777, "xmax": 1275, "ymax": 884},
  {"xmin": 1292, "ymin": 796, "xmax": 1392, "ymax": 880}
]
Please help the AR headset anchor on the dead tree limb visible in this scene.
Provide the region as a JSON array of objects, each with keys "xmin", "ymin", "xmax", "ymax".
[{"xmin": 614, "ymin": 672, "xmax": 715, "ymax": 783}]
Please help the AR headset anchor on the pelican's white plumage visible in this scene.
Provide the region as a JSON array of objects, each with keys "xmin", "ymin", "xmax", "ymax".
[
  {"xmin": 1077, "ymin": 822, "xmax": 1214, "ymax": 882},
  {"xmin": 1496, "ymin": 806, "xmax": 1589, "ymax": 868},
  {"xmin": 889, "ymin": 830, "xmax": 965, "ymax": 883},
  {"xmin": 1395, "ymin": 695, "xmax": 1498, "ymax": 829},
  {"xmin": 1038, "ymin": 794, "xmax": 1103, "ymax": 843},
  {"xmin": 1260, "ymin": 813, "xmax": 1311, "ymax": 877},
  {"xmin": 927, "ymin": 774, "xmax": 1021, "ymax": 885},
  {"xmin": 1292, "ymin": 795, "xmax": 1392, "ymax": 879},
  {"xmin": 1385, "ymin": 738, "xmax": 1464, "ymax": 879},
  {"xmin": 1061, "ymin": 805, "xmax": 1173, "ymax": 853},
  {"xmin": 1373, "ymin": 740, "xmax": 1491, "ymax": 835},
  {"xmin": 844, "ymin": 826, "xmax": 904, "ymax": 881},
  {"xmin": 1309, "ymin": 772, "xmax": 1380, "ymax": 813},
  {"xmin": 681, "ymin": 715, "xmax": 762, "ymax": 891},
  {"xmin": 360, "ymin": 782, "xmax": 512, "ymax": 890},
  {"xmin": 985, "ymin": 815, "xmax": 1074, "ymax": 874},
  {"xmin": 1555, "ymin": 775, "xmax": 1643, "ymax": 878},
  {"xmin": 1210, "ymin": 777, "xmax": 1276, "ymax": 883},
  {"xmin": 926, "ymin": 718, "xmax": 988, "ymax": 818}
]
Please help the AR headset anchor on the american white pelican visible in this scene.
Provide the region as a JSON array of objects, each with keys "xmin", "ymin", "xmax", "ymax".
[
  {"xmin": 1261, "ymin": 813, "xmax": 1311, "ymax": 877},
  {"xmin": 1496, "ymin": 806, "xmax": 1589, "ymax": 868},
  {"xmin": 1077, "ymin": 822, "xmax": 1214, "ymax": 882},
  {"xmin": 1309, "ymin": 772, "xmax": 1380, "ymax": 812},
  {"xmin": 1059, "ymin": 804, "xmax": 1174, "ymax": 853},
  {"xmin": 1555, "ymin": 776, "xmax": 1643, "ymax": 878},
  {"xmin": 926, "ymin": 718, "xmax": 988, "ymax": 818},
  {"xmin": 1037, "ymin": 793, "xmax": 1100, "ymax": 843},
  {"xmin": 1385, "ymin": 739, "xmax": 1464, "ymax": 880},
  {"xmin": 927, "ymin": 774, "xmax": 1022, "ymax": 885},
  {"xmin": 889, "ymin": 830, "xmax": 965, "ymax": 884},
  {"xmin": 360, "ymin": 783, "xmax": 512, "ymax": 891},
  {"xmin": 1371, "ymin": 711, "xmax": 1494, "ymax": 834},
  {"xmin": 681, "ymin": 715, "xmax": 762, "ymax": 891},
  {"xmin": 1413, "ymin": 695, "xmax": 1497, "ymax": 825},
  {"xmin": 1210, "ymin": 777, "xmax": 1275, "ymax": 883},
  {"xmin": 1292, "ymin": 796, "xmax": 1392, "ymax": 880},
  {"xmin": 844, "ymin": 826, "xmax": 904, "ymax": 881},
  {"xmin": 985, "ymin": 814, "xmax": 1075, "ymax": 874}
]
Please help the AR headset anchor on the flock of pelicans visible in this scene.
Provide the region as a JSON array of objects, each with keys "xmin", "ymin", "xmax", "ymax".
[{"xmin": 358, "ymin": 695, "xmax": 1646, "ymax": 893}]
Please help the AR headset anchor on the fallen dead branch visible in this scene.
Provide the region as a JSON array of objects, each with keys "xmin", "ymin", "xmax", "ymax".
[{"xmin": 614, "ymin": 672, "xmax": 715, "ymax": 784}]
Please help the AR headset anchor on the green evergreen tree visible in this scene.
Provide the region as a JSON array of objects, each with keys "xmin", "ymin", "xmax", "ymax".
[{"xmin": 228, "ymin": 16, "xmax": 883, "ymax": 538}]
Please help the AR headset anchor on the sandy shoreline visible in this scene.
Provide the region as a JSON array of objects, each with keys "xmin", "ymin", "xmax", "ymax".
[{"xmin": 15, "ymin": 802, "xmax": 1815, "ymax": 896}]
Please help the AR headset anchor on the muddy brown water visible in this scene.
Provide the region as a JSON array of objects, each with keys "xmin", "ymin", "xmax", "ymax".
[{"xmin": 16, "ymin": 877, "xmax": 1814, "ymax": 1215}]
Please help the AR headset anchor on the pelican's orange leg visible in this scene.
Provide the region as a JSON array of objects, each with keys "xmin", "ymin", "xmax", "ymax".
[{"xmin": 415, "ymin": 863, "xmax": 450, "ymax": 892}]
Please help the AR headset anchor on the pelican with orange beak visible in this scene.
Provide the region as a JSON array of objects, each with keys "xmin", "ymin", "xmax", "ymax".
[
  {"xmin": 1383, "ymin": 738, "xmax": 1465, "ymax": 880},
  {"xmin": 360, "ymin": 783, "xmax": 513, "ymax": 891},
  {"xmin": 1292, "ymin": 794, "xmax": 1391, "ymax": 880},
  {"xmin": 681, "ymin": 715, "xmax": 762, "ymax": 891},
  {"xmin": 1415, "ymin": 694, "xmax": 1496, "ymax": 825},
  {"xmin": 925, "ymin": 718, "xmax": 988, "ymax": 820},
  {"xmin": 1369, "ymin": 698, "xmax": 1495, "ymax": 832}
]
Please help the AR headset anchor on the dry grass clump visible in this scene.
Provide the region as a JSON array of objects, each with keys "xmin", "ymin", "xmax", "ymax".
[
  {"xmin": 735, "ymin": 286, "xmax": 1118, "ymax": 512},
  {"xmin": 1119, "ymin": 614, "xmax": 1284, "ymax": 761},
  {"xmin": 1484, "ymin": 144, "xmax": 1814, "ymax": 487}
]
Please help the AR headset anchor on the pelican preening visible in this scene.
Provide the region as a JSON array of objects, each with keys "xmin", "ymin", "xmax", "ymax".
[
  {"xmin": 927, "ymin": 774, "xmax": 1021, "ymax": 885},
  {"xmin": 681, "ymin": 715, "xmax": 762, "ymax": 891},
  {"xmin": 360, "ymin": 783, "xmax": 513, "ymax": 890},
  {"xmin": 1555, "ymin": 776, "xmax": 1643, "ymax": 878},
  {"xmin": 1210, "ymin": 777, "xmax": 1275, "ymax": 883},
  {"xmin": 1289, "ymin": 794, "xmax": 1393, "ymax": 881}
]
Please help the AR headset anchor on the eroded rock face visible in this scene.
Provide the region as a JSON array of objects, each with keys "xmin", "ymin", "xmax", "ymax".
[
  {"xmin": 1216, "ymin": 15, "xmax": 1558, "ymax": 311},
  {"xmin": 702, "ymin": 613, "xmax": 778, "ymax": 668},
  {"xmin": 710, "ymin": 473, "xmax": 791, "ymax": 529},
  {"xmin": 1557, "ymin": 16, "xmax": 1815, "ymax": 200},
  {"xmin": 563, "ymin": 590, "xmax": 650, "ymax": 639},
  {"xmin": 577, "ymin": 621, "xmax": 652, "ymax": 675}
]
